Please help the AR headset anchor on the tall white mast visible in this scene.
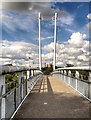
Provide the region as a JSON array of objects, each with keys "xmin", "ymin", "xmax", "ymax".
[
  {"xmin": 53, "ymin": 13, "xmax": 57, "ymax": 71},
  {"xmin": 38, "ymin": 13, "xmax": 42, "ymax": 70}
]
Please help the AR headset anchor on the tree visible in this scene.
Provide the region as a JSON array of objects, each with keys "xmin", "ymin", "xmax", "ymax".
[{"xmin": 41, "ymin": 65, "xmax": 53, "ymax": 75}]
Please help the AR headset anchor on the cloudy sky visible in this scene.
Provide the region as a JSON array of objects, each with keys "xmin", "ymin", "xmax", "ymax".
[{"xmin": 0, "ymin": 1, "xmax": 91, "ymax": 67}]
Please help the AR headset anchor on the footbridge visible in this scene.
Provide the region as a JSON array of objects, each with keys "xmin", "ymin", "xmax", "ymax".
[{"xmin": 0, "ymin": 66, "xmax": 91, "ymax": 119}]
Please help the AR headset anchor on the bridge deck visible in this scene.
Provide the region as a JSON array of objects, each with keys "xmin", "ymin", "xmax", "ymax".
[{"xmin": 14, "ymin": 75, "xmax": 90, "ymax": 118}]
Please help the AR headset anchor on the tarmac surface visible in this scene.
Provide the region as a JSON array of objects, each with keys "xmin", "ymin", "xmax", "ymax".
[{"xmin": 14, "ymin": 75, "xmax": 91, "ymax": 118}]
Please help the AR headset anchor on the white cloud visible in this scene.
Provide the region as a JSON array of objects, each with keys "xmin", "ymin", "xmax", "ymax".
[
  {"xmin": 43, "ymin": 42, "xmax": 61, "ymax": 52},
  {"xmin": 43, "ymin": 32, "xmax": 90, "ymax": 67},
  {"xmin": 0, "ymin": 32, "xmax": 90, "ymax": 67},
  {"xmin": 0, "ymin": 3, "xmax": 2, "ymax": 9},
  {"xmin": 65, "ymin": 28, "xmax": 74, "ymax": 33},
  {"xmin": 2, "ymin": 2, "xmax": 74, "ymax": 24},
  {"xmin": 87, "ymin": 13, "xmax": 91, "ymax": 29},
  {"xmin": 78, "ymin": 54, "xmax": 89, "ymax": 62},
  {"xmin": 66, "ymin": 48, "xmax": 84, "ymax": 56},
  {"xmin": 28, "ymin": 2, "xmax": 73, "ymax": 21},
  {"xmin": 83, "ymin": 40, "xmax": 90, "ymax": 52},
  {"xmin": 0, "ymin": 40, "xmax": 39, "ymax": 66},
  {"xmin": 56, "ymin": 61, "xmax": 64, "ymax": 67},
  {"xmin": 0, "ymin": 14, "xmax": 12, "ymax": 19},
  {"xmin": 43, "ymin": 42, "xmax": 54, "ymax": 51},
  {"xmin": 58, "ymin": 15, "xmax": 74, "ymax": 25},
  {"xmin": 68, "ymin": 32, "xmax": 86, "ymax": 47},
  {"xmin": 0, "ymin": 57, "xmax": 12, "ymax": 66},
  {"xmin": 1, "ymin": 9, "xmax": 38, "ymax": 34},
  {"xmin": 36, "ymin": 36, "xmax": 54, "ymax": 41},
  {"xmin": 86, "ymin": 22, "xmax": 91, "ymax": 30},
  {"xmin": 87, "ymin": 13, "xmax": 91, "ymax": 20},
  {"xmin": 1, "ymin": 0, "xmax": 90, "ymax": 2}
]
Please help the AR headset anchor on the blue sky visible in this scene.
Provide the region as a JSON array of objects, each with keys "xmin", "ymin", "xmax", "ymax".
[
  {"xmin": 1, "ymin": 2, "xmax": 89, "ymax": 44},
  {"xmin": 0, "ymin": 2, "xmax": 90, "ymax": 66}
]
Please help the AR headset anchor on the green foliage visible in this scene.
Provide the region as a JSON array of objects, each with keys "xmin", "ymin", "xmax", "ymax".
[
  {"xmin": 63, "ymin": 69, "xmax": 89, "ymax": 81},
  {"xmin": 78, "ymin": 70, "xmax": 89, "ymax": 80},
  {"xmin": 41, "ymin": 66, "xmax": 53, "ymax": 75},
  {"xmin": 6, "ymin": 74, "xmax": 13, "ymax": 82},
  {"xmin": 71, "ymin": 70, "xmax": 76, "ymax": 77},
  {"xmin": 5, "ymin": 73, "xmax": 18, "ymax": 92}
]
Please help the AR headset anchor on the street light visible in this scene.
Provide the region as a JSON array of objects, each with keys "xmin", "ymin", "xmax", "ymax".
[
  {"xmin": 29, "ymin": 57, "xmax": 35, "ymax": 68},
  {"xmin": 28, "ymin": 57, "xmax": 31, "ymax": 68}
]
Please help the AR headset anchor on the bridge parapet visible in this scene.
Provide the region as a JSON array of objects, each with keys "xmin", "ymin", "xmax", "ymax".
[
  {"xmin": 0, "ymin": 66, "xmax": 43, "ymax": 119},
  {"xmin": 51, "ymin": 66, "xmax": 91, "ymax": 102}
]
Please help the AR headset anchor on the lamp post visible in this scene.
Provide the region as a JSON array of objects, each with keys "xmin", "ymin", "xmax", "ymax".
[
  {"xmin": 53, "ymin": 13, "xmax": 58, "ymax": 71},
  {"xmin": 29, "ymin": 57, "xmax": 34, "ymax": 68},
  {"xmin": 38, "ymin": 13, "xmax": 42, "ymax": 70},
  {"xmin": 29, "ymin": 57, "xmax": 31, "ymax": 68}
]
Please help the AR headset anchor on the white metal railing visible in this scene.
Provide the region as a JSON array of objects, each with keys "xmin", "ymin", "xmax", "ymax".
[
  {"xmin": 0, "ymin": 66, "xmax": 43, "ymax": 119},
  {"xmin": 51, "ymin": 66, "xmax": 91, "ymax": 102}
]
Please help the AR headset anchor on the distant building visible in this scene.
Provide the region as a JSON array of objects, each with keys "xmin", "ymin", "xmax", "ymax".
[{"xmin": 46, "ymin": 64, "xmax": 53, "ymax": 68}]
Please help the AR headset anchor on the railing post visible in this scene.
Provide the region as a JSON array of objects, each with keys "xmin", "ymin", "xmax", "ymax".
[
  {"xmin": 27, "ymin": 70, "xmax": 30, "ymax": 94},
  {"xmin": 27, "ymin": 70, "xmax": 30, "ymax": 79},
  {"xmin": 14, "ymin": 82, "xmax": 16, "ymax": 110},
  {"xmin": 0, "ymin": 75, "xmax": 6, "ymax": 119},
  {"xmin": 64, "ymin": 70, "xmax": 66, "ymax": 82},
  {"xmin": 88, "ymin": 72, "xmax": 91, "ymax": 99},
  {"xmin": 59, "ymin": 70, "xmax": 61, "ymax": 79},
  {"xmin": 58, "ymin": 70, "xmax": 60, "ymax": 78},
  {"xmin": 61, "ymin": 70, "xmax": 64, "ymax": 81},
  {"xmin": 68, "ymin": 70, "xmax": 71, "ymax": 85},
  {"xmin": 75, "ymin": 71, "xmax": 79, "ymax": 91},
  {"xmin": 31, "ymin": 70, "xmax": 34, "ymax": 76},
  {"xmin": 60, "ymin": 70, "xmax": 61, "ymax": 74},
  {"xmin": 18, "ymin": 72, "xmax": 23, "ymax": 102}
]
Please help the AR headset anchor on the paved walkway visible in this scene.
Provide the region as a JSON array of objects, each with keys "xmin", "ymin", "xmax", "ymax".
[{"xmin": 14, "ymin": 75, "xmax": 90, "ymax": 118}]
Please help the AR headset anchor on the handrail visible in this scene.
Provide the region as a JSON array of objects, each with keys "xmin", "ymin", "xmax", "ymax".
[
  {"xmin": 54, "ymin": 66, "xmax": 91, "ymax": 71},
  {"xmin": 0, "ymin": 73, "xmax": 42, "ymax": 100},
  {"xmin": 52, "ymin": 68, "xmax": 91, "ymax": 101},
  {"xmin": 0, "ymin": 66, "xmax": 42, "ymax": 119},
  {"xmin": 59, "ymin": 73, "xmax": 91, "ymax": 84},
  {"xmin": 0, "ymin": 66, "xmax": 40, "ymax": 75}
]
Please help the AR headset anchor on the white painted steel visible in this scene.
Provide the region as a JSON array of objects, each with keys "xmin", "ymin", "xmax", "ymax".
[
  {"xmin": 0, "ymin": 75, "xmax": 6, "ymax": 119},
  {"xmin": 52, "ymin": 69, "xmax": 91, "ymax": 102},
  {"xmin": 53, "ymin": 13, "xmax": 57, "ymax": 71},
  {"xmin": 38, "ymin": 13, "xmax": 42, "ymax": 70}
]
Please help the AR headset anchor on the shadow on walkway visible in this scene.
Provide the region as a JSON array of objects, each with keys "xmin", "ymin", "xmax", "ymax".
[{"xmin": 14, "ymin": 75, "xmax": 90, "ymax": 118}]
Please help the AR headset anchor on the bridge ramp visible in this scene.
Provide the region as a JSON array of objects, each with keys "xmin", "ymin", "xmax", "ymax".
[{"xmin": 14, "ymin": 75, "xmax": 90, "ymax": 118}]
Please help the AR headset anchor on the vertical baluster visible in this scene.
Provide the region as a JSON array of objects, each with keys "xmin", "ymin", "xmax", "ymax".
[
  {"xmin": 0, "ymin": 75, "xmax": 6, "ymax": 119},
  {"xmin": 88, "ymin": 72, "xmax": 91, "ymax": 99},
  {"xmin": 59, "ymin": 70, "xmax": 61, "ymax": 79},
  {"xmin": 60, "ymin": 70, "xmax": 62, "ymax": 80},
  {"xmin": 21, "ymin": 77, "xmax": 24, "ymax": 100},
  {"xmin": 75, "ymin": 71, "xmax": 79, "ymax": 91},
  {"xmin": 68, "ymin": 70, "xmax": 71, "ymax": 85},
  {"xmin": 61, "ymin": 70, "xmax": 64, "ymax": 81},
  {"xmin": 58, "ymin": 70, "xmax": 60, "ymax": 78},
  {"xmin": 27, "ymin": 70, "xmax": 30, "ymax": 94},
  {"xmin": 31, "ymin": 70, "xmax": 34, "ymax": 76},
  {"xmin": 27, "ymin": 70, "xmax": 30, "ymax": 79},
  {"xmin": 14, "ymin": 82, "xmax": 16, "ymax": 110},
  {"xmin": 25, "ymin": 72, "xmax": 27, "ymax": 96},
  {"xmin": 18, "ymin": 72, "xmax": 23, "ymax": 102},
  {"xmin": 64, "ymin": 70, "xmax": 66, "ymax": 83}
]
